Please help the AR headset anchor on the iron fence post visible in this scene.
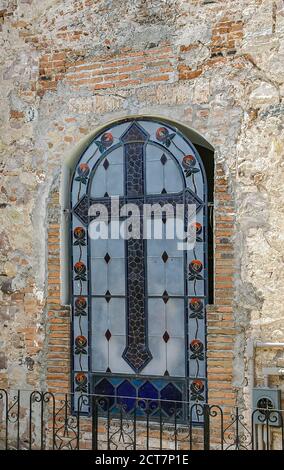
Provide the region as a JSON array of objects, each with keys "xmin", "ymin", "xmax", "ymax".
[{"xmin": 203, "ymin": 404, "xmax": 210, "ymax": 450}]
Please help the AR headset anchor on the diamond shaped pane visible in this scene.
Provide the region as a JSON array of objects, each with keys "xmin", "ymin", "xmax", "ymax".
[
  {"xmin": 104, "ymin": 253, "xmax": 111, "ymax": 264},
  {"xmin": 162, "ymin": 290, "xmax": 169, "ymax": 304},
  {"xmin": 105, "ymin": 290, "xmax": 111, "ymax": 302},
  {"xmin": 103, "ymin": 158, "xmax": 109, "ymax": 170},
  {"xmin": 163, "ymin": 331, "xmax": 170, "ymax": 343},
  {"xmin": 161, "ymin": 251, "xmax": 168, "ymax": 263},
  {"xmin": 105, "ymin": 329, "xmax": 111, "ymax": 341},
  {"xmin": 160, "ymin": 154, "xmax": 167, "ymax": 165}
]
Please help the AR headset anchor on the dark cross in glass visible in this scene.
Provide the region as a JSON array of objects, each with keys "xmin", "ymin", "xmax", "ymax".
[{"xmin": 74, "ymin": 122, "xmax": 201, "ymax": 373}]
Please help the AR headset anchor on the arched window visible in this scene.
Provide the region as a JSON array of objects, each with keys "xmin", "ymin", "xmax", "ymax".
[{"xmin": 70, "ymin": 118, "xmax": 211, "ymax": 420}]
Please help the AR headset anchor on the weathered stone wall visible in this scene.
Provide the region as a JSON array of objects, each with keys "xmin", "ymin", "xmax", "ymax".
[{"xmin": 0, "ymin": 0, "xmax": 284, "ymax": 423}]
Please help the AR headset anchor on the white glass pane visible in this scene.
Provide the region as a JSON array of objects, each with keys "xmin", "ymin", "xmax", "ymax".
[
  {"xmin": 166, "ymin": 299, "xmax": 184, "ymax": 337},
  {"xmin": 109, "ymin": 298, "xmax": 126, "ymax": 335},
  {"xmin": 90, "ymin": 146, "xmax": 124, "ymax": 198},
  {"xmin": 139, "ymin": 120, "xmax": 160, "ymax": 142},
  {"xmin": 108, "ymin": 258, "xmax": 125, "ymax": 295},
  {"xmin": 145, "ymin": 142, "xmax": 162, "ymax": 161},
  {"xmin": 106, "ymin": 238, "xmax": 125, "ymax": 259},
  {"xmin": 167, "ymin": 338, "xmax": 185, "ymax": 377},
  {"xmin": 164, "ymin": 160, "xmax": 183, "ymax": 193},
  {"xmin": 140, "ymin": 336, "xmax": 166, "ymax": 376},
  {"xmin": 91, "ymin": 258, "xmax": 107, "ymax": 294},
  {"xmin": 90, "ymin": 228, "xmax": 125, "ymax": 259},
  {"xmin": 92, "ymin": 335, "xmax": 108, "ymax": 372},
  {"xmin": 147, "ymin": 257, "xmax": 165, "ymax": 295},
  {"xmin": 106, "ymin": 164, "xmax": 124, "ymax": 196},
  {"xmin": 148, "ymin": 298, "xmax": 165, "ymax": 336},
  {"xmin": 146, "ymin": 160, "xmax": 164, "ymax": 194},
  {"xmin": 108, "ymin": 336, "xmax": 133, "ymax": 374},
  {"xmin": 90, "ymin": 236, "xmax": 108, "ymax": 258},
  {"xmin": 107, "ymin": 147, "xmax": 123, "ymax": 166},
  {"xmin": 90, "ymin": 165, "xmax": 106, "ymax": 197},
  {"xmin": 91, "ymin": 298, "xmax": 108, "ymax": 336},
  {"xmin": 165, "ymin": 257, "xmax": 184, "ymax": 295},
  {"xmin": 164, "ymin": 238, "xmax": 183, "ymax": 258},
  {"xmin": 147, "ymin": 238, "xmax": 166, "ymax": 257}
]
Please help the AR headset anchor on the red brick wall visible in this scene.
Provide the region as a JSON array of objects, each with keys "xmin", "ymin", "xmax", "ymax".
[
  {"xmin": 38, "ymin": 45, "xmax": 177, "ymax": 96},
  {"xmin": 46, "ymin": 191, "xmax": 70, "ymax": 394},
  {"xmin": 207, "ymin": 164, "xmax": 237, "ymax": 415}
]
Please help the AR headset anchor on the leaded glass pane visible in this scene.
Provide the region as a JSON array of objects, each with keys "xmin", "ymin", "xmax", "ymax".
[
  {"xmin": 140, "ymin": 336, "xmax": 166, "ymax": 376},
  {"xmin": 166, "ymin": 299, "xmax": 185, "ymax": 337},
  {"xmin": 166, "ymin": 338, "xmax": 185, "ymax": 377},
  {"xmin": 147, "ymin": 257, "xmax": 165, "ymax": 295},
  {"xmin": 90, "ymin": 146, "xmax": 124, "ymax": 197},
  {"xmin": 146, "ymin": 160, "xmax": 164, "ymax": 194},
  {"xmin": 92, "ymin": 334, "xmax": 108, "ymax": 372},
  {"xmin": 164, "ymin": 159, "xmax": 183, "ymax": 193},
  {"xmin": 109, "ymin": 335, "xmax": 134, "ymax": 374},
  {"xmin": 165, "ymin": 257, "xmax": 184, "ymax": 295},
  {"xmin": 148, "ymin": 298, "xmax": 165, "ymax": 336}
]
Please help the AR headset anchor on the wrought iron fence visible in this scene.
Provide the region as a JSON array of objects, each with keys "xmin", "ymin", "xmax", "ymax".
[{"xmin": 0, "ymin": 389, "xmax": 283, "ymax": 450}]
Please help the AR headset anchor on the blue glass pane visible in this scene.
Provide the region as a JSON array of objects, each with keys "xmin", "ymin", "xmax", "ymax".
[
  {"xmin": 117, "ymin": 380, "xmax": 136, "ymax": 412},
  {"xmin": 138, "ymin": 381, "xmax": 159, "ymax": 414},
  {"xmin": 138, "ymin": 381, "xmax": 158, "ymax": 400},
  {"xmin": 94, "ymin": 378, "xmax": 115, "ymax": 411},
  {"xmin": 160, "ymin": 383, "xmax": 182, "ymax": 416}
]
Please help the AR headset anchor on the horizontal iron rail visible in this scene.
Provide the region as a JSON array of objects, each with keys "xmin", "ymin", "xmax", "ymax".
[{"xmin": 0, "ymin": 389, "xmax": 283, "ymax": 451}]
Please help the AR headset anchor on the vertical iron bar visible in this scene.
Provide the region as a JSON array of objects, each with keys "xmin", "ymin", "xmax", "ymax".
[
  {"xmin": 220, "ymin": 408, "xmax": 224, "ymax": 450},
  {"xmin": 189, "ymin": 405, "xmax": 193, "ymax": 451},
  {"xmin": 77, "ymin": 395, "xmax": 80, "ymax": 450},
  {"xmin": 92, "ymin": 396, "xmax": 98, "ymax": 451},
  {"xmin": 159, "ymin": 402, "xmax": 163, "ymax": 450},
  {"xmin": 203, "ymin": 404, "xmax": 210, "ymax": 450},
  {"xmin": 281, "ymin": 412, "xmax": 284, "ymax": 450},
  {"xmin": 51, "ymin": 393, "xmax": 55, "ymax": 451},
  {"xmin": 40, "ymin": 394, "xmax": 44, "ymax": 450},
  {"xmin": 0, "ymin": 389, "xmax": 9, "ymax": 450},
  {"xmin": 133, "ymin": 402, "xmax": 137, "ymax": 451},
  {"xmin": 2, "ymin": 390, "xmax": 8, "ymax": 450},
  {"xmin": 16, "ymin": 390, "xmax": 20, "ymax": 450},
  {"xmin": 29, "ymin": 392, "xmax": 33, "ymax": 450},
  {"xmin": 107, "ymin": 399, "xmax": 110, "ymax": 451},
  {"xmin": 146, "ymin": 401, "xmax": 149, "ymax": 450},
  {"xmin": 174, "ymin": 402, "xmax": 177, "ymax": 451},
  {"xmin": 235, "ymin": 407, "xmax": 239, "ymax": 450},
  {"xmin": 266, "ymin": 411, "xmax": 269, "ymax": 451},
  {"xmin": 251, "ymin": 412, "xmax": 255, "ymax": 450},
  {"xmin": 5, "ymin": 390, "xmax": 8, "ymax": 450}
]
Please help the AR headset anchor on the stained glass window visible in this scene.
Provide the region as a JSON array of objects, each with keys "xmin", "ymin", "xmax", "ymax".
[{"xmin": 71, "ymin": 118, "xmax": 209, "ymax": 421}]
